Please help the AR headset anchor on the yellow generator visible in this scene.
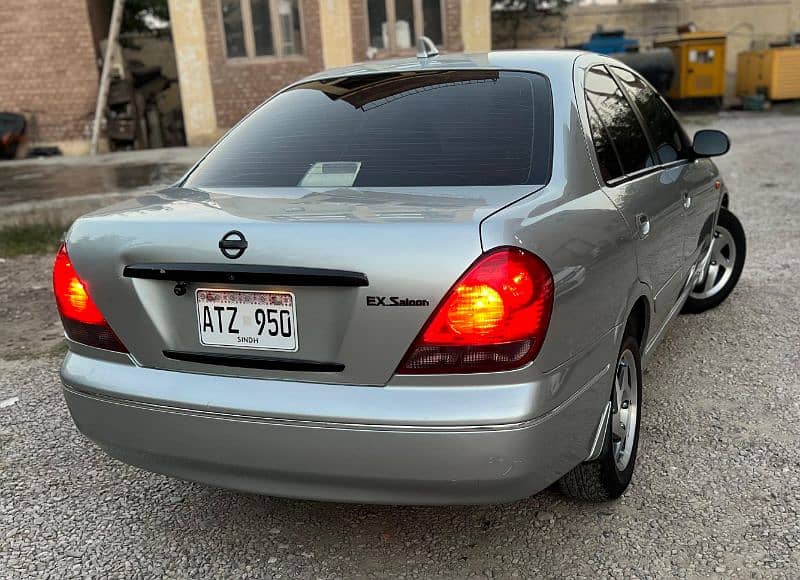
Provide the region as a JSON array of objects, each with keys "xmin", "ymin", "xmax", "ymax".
[
  {"xmin": 737, "ymin": 46, "xmax": 800, "ymax": 101},
  {"xmin": 654, "ymin": 32, "xmax": 727, "ymax": 105}
]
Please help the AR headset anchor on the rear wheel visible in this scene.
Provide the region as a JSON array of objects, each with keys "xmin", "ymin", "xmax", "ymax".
[
  {"xmin": 559, "ymin": 333, "xmax": 642, "ymax": 501},
  {"xmin": 682, "ymin": 207, "xmax": 746, "ymax": 314}
]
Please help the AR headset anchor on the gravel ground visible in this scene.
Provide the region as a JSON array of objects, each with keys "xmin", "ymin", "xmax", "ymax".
[{"xmin": 1, "ymin": 112, "xmax": 798, "ymax": 578}]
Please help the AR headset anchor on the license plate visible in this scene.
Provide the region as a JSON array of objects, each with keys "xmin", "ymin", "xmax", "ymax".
[{"xmin": 196, "ymin": 289, "xmax": 298, "ymax": 351}]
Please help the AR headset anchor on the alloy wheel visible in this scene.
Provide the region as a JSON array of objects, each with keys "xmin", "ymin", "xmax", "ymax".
[
  {"xmin": 690, "ymin": 225, "xmax": 737, "ymax": 300},
  {"xmin": 611, "ymin": 348, "xmax": 639, "ymax": 472}
]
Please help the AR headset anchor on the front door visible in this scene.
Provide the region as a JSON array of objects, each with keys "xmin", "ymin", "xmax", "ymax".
[{"xmin": 677, "ymin": 159, "xmax": 721, "ymax": 269}]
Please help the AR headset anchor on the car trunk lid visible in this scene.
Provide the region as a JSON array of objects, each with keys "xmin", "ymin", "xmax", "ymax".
[{"xmin": 66, "ymin": 185, "xmax": 540, "ymax": 386}]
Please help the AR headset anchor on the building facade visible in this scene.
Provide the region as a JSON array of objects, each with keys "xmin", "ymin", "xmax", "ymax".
[
  {"xmin": 0, "ymin": 0, "xmax": 490, "ymax": 155},
  {"xmin": 169, "ymin": 0, "xmax": 491, "ymax": 146},
  {"xmin": 0, "ymin": 0, "xmax": 100, "ymax": 155}
]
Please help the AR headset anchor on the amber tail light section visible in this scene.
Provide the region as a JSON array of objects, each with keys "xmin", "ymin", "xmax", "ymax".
[
  {"xmin": 397, "ymin": 247, "xmax": 554, "ymax": 374},
  {"xmin": 52, "ymin": 244, "xmax": 127, "ymax": 353}
]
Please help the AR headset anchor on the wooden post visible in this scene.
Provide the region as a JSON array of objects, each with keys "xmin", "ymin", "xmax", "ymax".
[{"xmin": 90, "ymin": 0, "xmax": 125, "ymax": 156}]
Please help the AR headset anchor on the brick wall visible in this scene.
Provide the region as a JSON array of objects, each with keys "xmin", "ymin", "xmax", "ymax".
[
  {"xmin": 0, "ymin": 0, "xmax": 99, "ymax": 144},
  {"xmin": 349, "ymin": 0, "xmax": 462, "ymax": 62},
  {"xmin": 202, "ymin": 0, "xmax": 324, "ymax": 129},
  {"xmin": 349, "ymin": 0, "xmax": 369, "ymax": 62},
  {"xmin": 443, "ymin": 0, "xmax": 463, "ymax": 52}
]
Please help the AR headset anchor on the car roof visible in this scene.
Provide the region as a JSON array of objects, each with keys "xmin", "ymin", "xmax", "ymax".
[{"xmin": 296, "ymin": 50, "xmax": 589, "ymax": 86}]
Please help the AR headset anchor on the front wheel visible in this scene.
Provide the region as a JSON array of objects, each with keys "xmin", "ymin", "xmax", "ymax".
[
  {"xmin": 559, "ymin": 334, "xmax": 642, "ymax": 501},
  {"xmin": 683, "ymin": 207, "xmax": 746, "ymax": 314}
]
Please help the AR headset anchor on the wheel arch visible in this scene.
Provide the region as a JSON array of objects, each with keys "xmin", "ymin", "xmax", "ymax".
[{"xmin": 625, "ymin": 295, "xmax": 650, "ymax": 349}]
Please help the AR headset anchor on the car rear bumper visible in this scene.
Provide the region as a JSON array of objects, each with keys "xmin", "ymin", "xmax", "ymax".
[{"xmin": 61, "ymin": 348, "xmax": 613, "ymax": 505}]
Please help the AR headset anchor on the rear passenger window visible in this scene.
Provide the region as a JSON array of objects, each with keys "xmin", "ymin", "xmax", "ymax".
[
  {"xmin": 584, "ymin": 66, "xmax": 654, "ymax": 183},
  {"xmin": 611, "ymin": 66, "xmax": 689, "ymax": 164},
  {"xmin": 585, "ymin": 97, "xmax": 623, "ymax": 182}
]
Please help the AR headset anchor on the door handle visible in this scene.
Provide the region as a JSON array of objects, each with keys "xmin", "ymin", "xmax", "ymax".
[
  {"xmin": 637, "ymin": 214, "xmax": 650, "ymax": 238},
  {"xmin": 683, "ymin": 191, "xmax": 692, "ymax": 209}
]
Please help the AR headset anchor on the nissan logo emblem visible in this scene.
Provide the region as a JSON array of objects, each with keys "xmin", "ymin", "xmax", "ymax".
[{"xmin": 219, "ymin": 230, "xmax": 248, "ymax": 259}]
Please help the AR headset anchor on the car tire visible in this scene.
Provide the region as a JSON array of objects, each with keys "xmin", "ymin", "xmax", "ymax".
[
  {"xmin": 559, "ymin": 334, "xmax": 642, "ymax": 501},
  {"xmin": 682, "ymin": 207, "xmax": 746, "ymax": 314}
]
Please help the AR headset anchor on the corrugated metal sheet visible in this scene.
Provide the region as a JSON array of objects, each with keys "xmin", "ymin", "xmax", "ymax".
[
  {"xmin": 772, "ymin": 48, "xmax": 800, "ymax": 100},
  {"xmin": 736, "ymin": 46, "xmax": 800, "ymax": 101}
]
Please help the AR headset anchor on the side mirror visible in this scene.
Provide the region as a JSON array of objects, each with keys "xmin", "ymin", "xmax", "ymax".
[{"xmin": 692, "ymin": 129, "xmax": 730, "ymax": 158}]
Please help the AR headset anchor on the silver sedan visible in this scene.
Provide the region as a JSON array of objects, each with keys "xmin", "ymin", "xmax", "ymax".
[{"xmin": 54, "ymin": 49, "xmax": 745, "ymax": 504}]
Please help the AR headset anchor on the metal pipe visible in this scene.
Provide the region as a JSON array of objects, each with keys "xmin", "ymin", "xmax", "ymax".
[{"xmin": 89, "ymin": 0, "xmax": 126, "ymax": 156}]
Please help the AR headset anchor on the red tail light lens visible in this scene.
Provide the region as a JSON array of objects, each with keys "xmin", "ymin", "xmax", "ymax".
[
  {"xmin": 53, "ymin": 244, "xmax": 127, "ymax": 352},
  {"xmin": 397, "ymin": 247, "xmax": 553, "ymax": 374}
]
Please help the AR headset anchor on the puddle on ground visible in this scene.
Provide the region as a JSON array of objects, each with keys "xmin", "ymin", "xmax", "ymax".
[{"xmin": 0, "ymin": 162, "xmax": 190, "ymax": 204}]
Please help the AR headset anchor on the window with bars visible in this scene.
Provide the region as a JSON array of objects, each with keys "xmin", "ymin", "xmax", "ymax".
[
  {"xmin": 367, "ymin": 0, "xmax": 443, "ymax": 52},
  {"xmin": 221, "ymin": 0, "xmax": 303, "ymax": 59}
]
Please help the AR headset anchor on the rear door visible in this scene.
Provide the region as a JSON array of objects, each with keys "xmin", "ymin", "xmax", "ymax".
[
  {"xmin": 610, "ymin": 66, "xmax": 720, "ymax": 274},
  {"xmin": 582, "ymin": 65, "xmax": 686, "ymax": 331}
]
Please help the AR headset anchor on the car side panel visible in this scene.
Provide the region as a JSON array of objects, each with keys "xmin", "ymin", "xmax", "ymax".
[
  {"xmin": 482, "ymin": 187, "xmax": 636, "ymax": 375},
  {"xmin": 601, "ymin": 170, "xmax": 687, "ymax": 334},
  {"xmin": 480, "ymin": 92, "xmax": 637, "ymax": 375}
]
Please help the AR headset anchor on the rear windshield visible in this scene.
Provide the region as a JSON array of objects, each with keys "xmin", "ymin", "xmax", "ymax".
[{"xmin": 184, "ymin": 70, "xmax": 552, "ymax": 189}]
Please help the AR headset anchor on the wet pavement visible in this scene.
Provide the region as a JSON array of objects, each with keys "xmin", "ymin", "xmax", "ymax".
[
  {"xmin": 0, "ymin": 162, "xmax": 189, "ymax": 205},
  {"xmin": 0, "ymin": 147, "xmax": 205, "ymax": 227}
]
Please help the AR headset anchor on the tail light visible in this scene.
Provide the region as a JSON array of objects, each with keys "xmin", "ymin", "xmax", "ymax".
[
  {"xmin": 53, "ymin": 244, "xmax": 127, "ymax": 352},
  {"xmin": 397, "ymin": 247, "xmax": 553, "ymax": 374}
]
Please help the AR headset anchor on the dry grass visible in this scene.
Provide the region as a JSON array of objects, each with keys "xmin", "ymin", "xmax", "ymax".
[{"xmin": 0, "ymin": 222, "xmax": 66, "ymax": 258}]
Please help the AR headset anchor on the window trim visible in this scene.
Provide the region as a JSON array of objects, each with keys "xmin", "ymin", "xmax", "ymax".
[
  {"xmin": 219, "ymin": 0, "xmax": 307, "ymax": 61},
  {"xmin": 583, "ymin": 64, "xmax": 692, "ymax": 189},
  {"xmin": 585, "ymin": 94, "xmax": 624, "ymax": 183},
  {"xmin": 605, "ymin": 66, "xmax": 658, "ymax": 163},
  {"xmin": 363, "ymin": 0, "xmax": 447, "ymax": 56},
  {"xmin": 607, "ymin": 65, "xmax": 692, "ymax": 168},
  {"xmin": 583, "ymin": 65, "xmax": 655, "ymax": 185}
]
